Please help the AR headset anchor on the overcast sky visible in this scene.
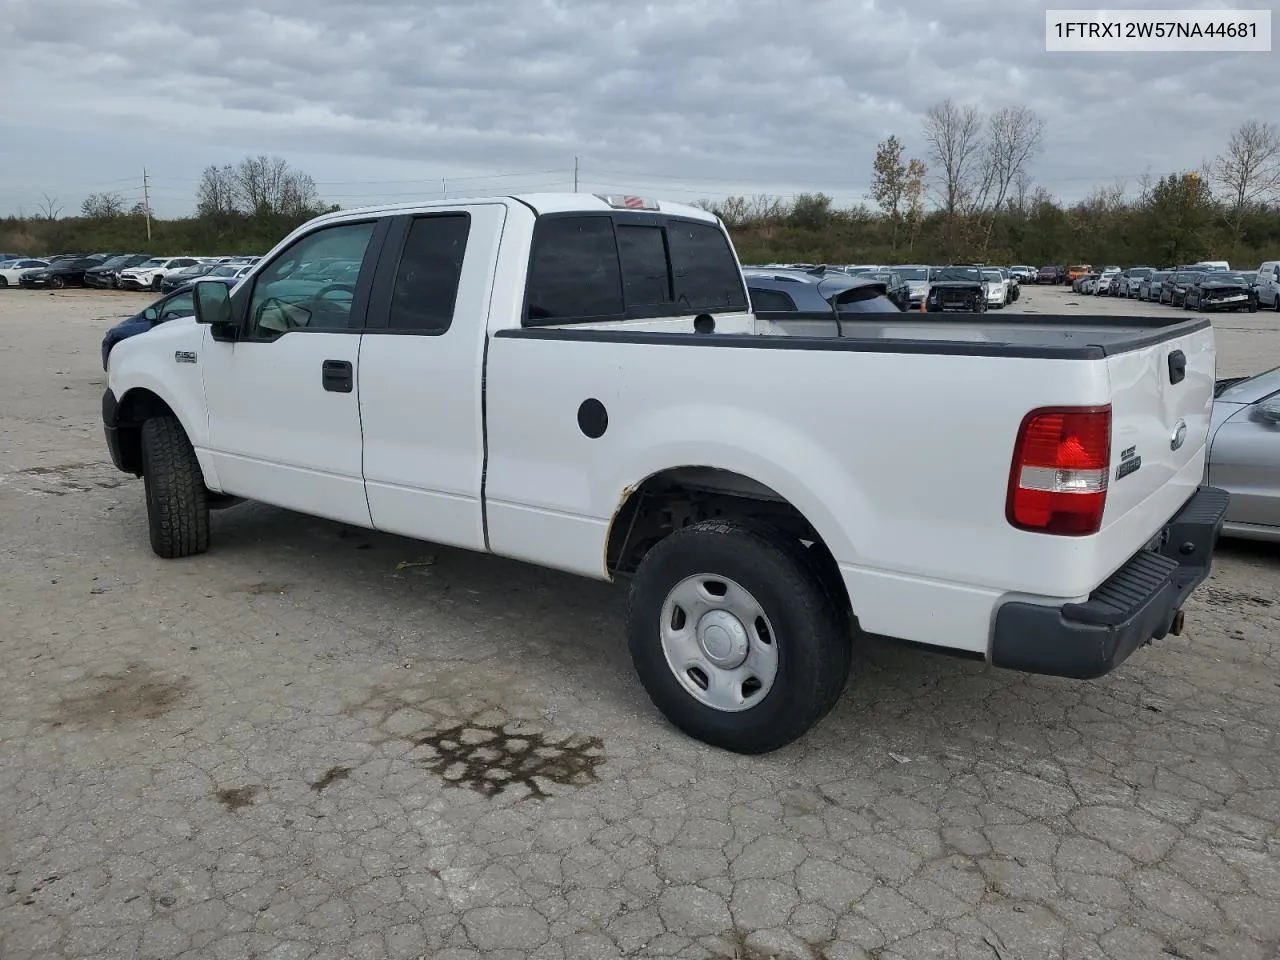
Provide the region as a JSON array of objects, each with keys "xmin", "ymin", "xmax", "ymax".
[{"xmin": 0, "ymin": 0, "xmax": 1272, "ymax": 218}]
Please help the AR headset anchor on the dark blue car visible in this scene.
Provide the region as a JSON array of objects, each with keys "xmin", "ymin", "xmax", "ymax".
[{"xmin": 101, "ymin": 278, "xmax": 237, "ymax": 369}]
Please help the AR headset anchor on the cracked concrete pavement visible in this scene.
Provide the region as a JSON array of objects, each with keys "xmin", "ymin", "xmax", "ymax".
[{"xmin": 1, "ymin": 286, "xmax": 1278, "ymax": 959}]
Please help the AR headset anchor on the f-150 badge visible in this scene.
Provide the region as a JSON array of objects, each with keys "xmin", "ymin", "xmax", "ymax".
[{"xmin": 174, "ymin": 351, "xmax": 197, "ymax": 364}]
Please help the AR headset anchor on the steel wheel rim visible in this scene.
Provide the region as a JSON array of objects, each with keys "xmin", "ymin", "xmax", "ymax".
[{"xmin": 658, "ymin": 574, "xmax": 779, "ymax": 712}]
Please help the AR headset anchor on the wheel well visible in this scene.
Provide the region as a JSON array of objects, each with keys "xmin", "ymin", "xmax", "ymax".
[
  {"xmin": 606, "ymin": 466, "xmax": 849, "ymax": 607},
  {"xmin": 113, "ymin": 389, "xmax": 176, "ymax": 475}
]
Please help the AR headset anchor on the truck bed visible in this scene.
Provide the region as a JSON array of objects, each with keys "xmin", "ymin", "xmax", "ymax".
[
  {"xmin": 501, "ymin": 313, "xmax": 1212, "ymax": 360},
  {"xmin": 756, "ymin": 313, "xmax": 1212, "ymax": 358}
]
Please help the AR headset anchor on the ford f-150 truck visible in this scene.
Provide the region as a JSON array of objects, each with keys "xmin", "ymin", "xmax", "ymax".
[{"xmin": 101, "ymin": 193, "xmax": 1228, "ymax": 754}]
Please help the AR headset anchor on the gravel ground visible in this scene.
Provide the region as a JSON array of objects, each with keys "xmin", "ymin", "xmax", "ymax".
[{"xmin": 1, "ymin": 284, "xmax": 1278, "ymax": 960}]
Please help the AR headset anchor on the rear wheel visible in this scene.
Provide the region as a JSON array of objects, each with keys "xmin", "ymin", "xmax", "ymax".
[
  {"xmin": 141, "ymin": 417, "xmax": 210, "ymax": 558},
  {"xmin": 50, "ymin": 276, "xmax": 64, "ymax": 289},
  {"xmin": 626, "ymin": 519, "xmax": 852, "ymax": 754}
]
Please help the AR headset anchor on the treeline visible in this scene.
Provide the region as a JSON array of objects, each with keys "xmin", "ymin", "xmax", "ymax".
[
  {"xmin": 0, "ymin": 155, "xmax": 333, "ymax": 257},
  {"xmin": 713, "ymin": 174, "xmax": 1280, "ymax": 268},
  {"xmin": 4, "ymin": 114, "xmax": 1279, "ymax": 267}
]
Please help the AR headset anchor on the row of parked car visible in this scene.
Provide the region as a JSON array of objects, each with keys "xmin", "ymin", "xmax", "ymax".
[
  {"xmin": 1066, "ymin": 263, "xmax": 1279, "ymax": 312},
  {"xmin": 0, "ymin": 252, "xmax": 260, "ymax": 293},
  {"xmin": 743, "ymin": 263, "xmax": 1032, "ymax": 313}
]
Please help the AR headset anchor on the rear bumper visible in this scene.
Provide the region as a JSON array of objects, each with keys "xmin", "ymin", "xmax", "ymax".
[{"xmin": 990, "ymin": 485, "xmax": 1229, "ymax": 679}]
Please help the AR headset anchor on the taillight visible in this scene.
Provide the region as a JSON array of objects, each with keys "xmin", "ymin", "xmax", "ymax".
[{"xmin": 1007, "ymin": 405, "xmax": 1111, "ymax": 535}]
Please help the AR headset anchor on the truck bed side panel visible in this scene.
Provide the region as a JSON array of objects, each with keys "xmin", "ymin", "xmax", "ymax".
[{"xmin": 483, "ymin": 332, "xmax": 1127, "ymax": 651}]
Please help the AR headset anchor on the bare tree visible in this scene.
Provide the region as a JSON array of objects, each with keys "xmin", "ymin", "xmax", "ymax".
[
  {"xmin": 38, "ymin": 193, "xmax": 62, "ymax": 220},
  {"xmin": 196, "ymin": 164, "xmax": 238, "ymax": 217},
  {"xmin": 81, "ymin": 191, "xmax": 126, "ymax": 219},
  {"xmin": 974, "ymin": 105, "xmax": 1044, "ymax": 249},
  {"xmin": 922, "ymin": 99, "xmax": 983, "ymax": 256},
  {"xmin": 745, "ymin": 194, "xmax": 786, "ymax": 222},
  {"xmin": 1208, "ymin": 120, "xmax": 1280, "ymax": 254},
  {"xmin": 227, "ymin": 155, "xmax": 321, "ymax": 217},
  {"xmin": 1011, "ymin": 170, "xmax": 1034, "ymax": 217}
]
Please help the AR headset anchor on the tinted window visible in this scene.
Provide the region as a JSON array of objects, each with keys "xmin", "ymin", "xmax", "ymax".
[
  {"xmin": 616, "ymin": 224, "xmax": 672, "ymax": 306},
  {"xmin": 248, "ymin": 220, "xmax": 376, "ymax": 338},
  {"xmin": 525, "ymin": 216, "xmax": 624, "ymax": 323},
  {"xmin": 386, "ymin": 214, "xmax": 470, "ymax": 334},
  {"xmin": 748, "ymin": 287, "xmax": 797, "ymax": 311},
  {"xmin": 666, "ymin": 220, "xmax": 747, "ymax": 311}
]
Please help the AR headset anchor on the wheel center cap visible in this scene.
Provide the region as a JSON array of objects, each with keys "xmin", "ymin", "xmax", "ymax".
[{"xmin": 696, "ymin": 610, "xmax": 749, "ymax": 669}]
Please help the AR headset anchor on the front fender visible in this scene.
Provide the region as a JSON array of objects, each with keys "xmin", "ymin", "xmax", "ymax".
[{"xmin": 108, "ymin": 319, "xmax": 209, "ymax": 451}]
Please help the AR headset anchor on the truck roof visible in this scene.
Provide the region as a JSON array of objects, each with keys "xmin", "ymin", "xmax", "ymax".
[{"xmin": 302, "ymin": 193, "xmax": 719, "ymax": 229}]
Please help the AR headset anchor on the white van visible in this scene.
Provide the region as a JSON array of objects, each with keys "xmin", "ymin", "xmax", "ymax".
[
  {"xmin": 1256, "ymin": 261, "xmax": 1280, "ymax": 309},
  {"xmin": 1190, "ymin": 260, "xmax": 1230, "ymax": 271}
]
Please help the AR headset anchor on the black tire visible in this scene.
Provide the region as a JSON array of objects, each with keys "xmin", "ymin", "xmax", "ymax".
[
  {"xmin": 0, "ymin": 277, "xmax": 7, "ymax": 288},
  {"xmin": 151, "ymin": 275, "xmax": 163, "ymax": 291},
  {"xmin": 141, "ymin": 416, "xmax": 210, "ymax": 558},
  {"xmin": 626, "ymin": 519, "xmax": 852, "ymax": 754},
  {"xmin": 50, "ymin": 276, "xmax": 64, "ymax": 289}
]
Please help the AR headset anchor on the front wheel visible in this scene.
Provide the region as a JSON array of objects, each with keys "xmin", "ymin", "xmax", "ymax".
[
  {"xmin": 0, "ymin": 277, "xmax": 7, "ymax": 287},
  {"xmin": 151, "ymin": 275, "xmax": 163, "ymax": 291},
  {"xmin": 50, "ymin": 276, "xmax": 65, "ymax": 289},
  {"xmin": 141, "ymin": 416, "xmax": 210, "ymax": 558},
  {"xmin": 626, "ymin": 520, "xmax": 852, "ymax": 754}
]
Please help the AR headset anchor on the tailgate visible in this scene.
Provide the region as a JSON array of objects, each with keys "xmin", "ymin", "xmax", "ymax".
[{"xmin": 1103, "ymin": 323, "xmax": 1215, "ymax": 527}]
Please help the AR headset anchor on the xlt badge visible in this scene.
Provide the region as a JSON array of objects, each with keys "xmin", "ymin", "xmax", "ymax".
[{"xmin": 1116, "ymin": 445, "xmax": 1141, "ymax": 480}]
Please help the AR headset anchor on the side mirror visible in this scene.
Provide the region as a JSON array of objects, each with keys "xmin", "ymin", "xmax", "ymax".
[
  {"xmin": 193, "ymin": 281, "xmax": 233, "ymax": 328},
  {"xmin": 1254, "ymin": 401, "xmax": 1280, "ymax": 424},
  {"xmin": 142, "ymin": 307, "xmax": 158, "ymax": 322}
]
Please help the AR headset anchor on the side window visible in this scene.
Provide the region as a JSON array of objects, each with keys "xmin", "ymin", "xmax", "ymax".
[
  {"xmin": 248, "ymin": 221, "xmax": 377, "ymax": 338},
  {"xmin": 616, "ymin": 224, "xmax": 671, "ymax": 307},
  {"xmin": 525, "ymin": 216, "xmax": 623, "ymax": 323},
  {"xmin": 159, "ymin": 292, "xmax": 194, "ymax": 320},
  {"xmin": 748, "ymin": 288, "xmax": 797, "ymax": 311},
  {"xmin": 386, "ymin": 214, "xmax": 470, "ymax": 334},
  {"xmin": 666, "ymin": 221, "xmax": 748, "ymax": 312}
]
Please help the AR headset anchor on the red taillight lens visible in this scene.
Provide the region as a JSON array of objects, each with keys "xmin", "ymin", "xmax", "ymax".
[{"xmin": 1007, "ymin": 406, "xmax": 1111, "ymax": 535}]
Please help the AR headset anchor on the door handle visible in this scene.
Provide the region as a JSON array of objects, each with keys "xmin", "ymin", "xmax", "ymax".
[
  {"xmin": 322, "ymin": 359, "xmax": 353, "ymax": 393},
  {"xmin": 1167, "ymin": 350, "xmax": 1185, "ymax": 384}
]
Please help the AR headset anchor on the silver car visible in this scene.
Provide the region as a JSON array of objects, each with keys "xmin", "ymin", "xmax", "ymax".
[
  {"xmin": 1119, "ymin": 267, "xmax": 1154, "ymax": 298},
  {"xmin": 1209, "ymin": 366, "xmax": 1280, "ymax": 542},
  {"xmin": 889, "ymin": 265, "xmax": 932, "ymax": 307}
]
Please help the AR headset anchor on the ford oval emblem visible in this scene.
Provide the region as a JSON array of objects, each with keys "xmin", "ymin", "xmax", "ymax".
[{"xmin": 1171, "ymin": 419, "xmax": 1187, "ymax": 450}]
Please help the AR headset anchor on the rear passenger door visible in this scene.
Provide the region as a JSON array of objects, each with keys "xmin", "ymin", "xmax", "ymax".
[{"xmin": 357, "ymin": 203, "xmax": 507, "ymax": 551}]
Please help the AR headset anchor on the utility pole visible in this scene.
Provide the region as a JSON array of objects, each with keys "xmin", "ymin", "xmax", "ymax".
[
  {"xmin": 573, "ymin": 156, "xmax": 578, "ymax": 192},
  {"xmin": 142, "ymin": 167, "xmax": 152, "ymax": 241}
]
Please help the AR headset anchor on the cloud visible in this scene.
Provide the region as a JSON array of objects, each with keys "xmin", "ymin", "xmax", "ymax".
[{"xmin": 0, "ymin": 0, "xmax": 1272, "ymax": 215}]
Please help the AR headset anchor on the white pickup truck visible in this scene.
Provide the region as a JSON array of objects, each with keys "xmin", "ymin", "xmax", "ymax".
[{"xmin": 102, "ymin": 193, "xmax": 1229, "ymax": 753}]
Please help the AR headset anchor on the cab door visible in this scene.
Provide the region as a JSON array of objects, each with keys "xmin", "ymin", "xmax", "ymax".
[{"xmin": 200, "ymin": 217, "xmax": 390, "ymax": 526}]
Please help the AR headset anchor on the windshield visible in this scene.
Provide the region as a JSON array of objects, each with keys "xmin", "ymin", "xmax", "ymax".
[
  {"xmin": 139, "ymin": 258, "xmax": 165, "ymax": 267},
  {"xmin": 935, "ymin": 267, "xmax": 981, "ymax": 282},
  {"xmin": 1210, "ymin": 273, "xmax": 1251, "ymax": 284},
  {"xmin": 1149, "ymin": 271, "xmax": 1170, "ymax": 281},
  {"xmin": 1173, "ymin": 272, "xmax": 1200, "ymax": 282},
  {"xmin": 891, "ymin": 268, "xmax": 928, "ymax": 280},
  {"xmin": 208, "ymin": 265, "xmax": 237, "ymax": 276},
  {"xmin": 1128, "ymin": 268, "xmax": 1152, "ymax": 277},
  {"xmin": 1215, "ymin": 366, "xmax": 1280, "ymax": 401},
  {"xmin": 982, "ymin": 270, "xmax": 1002, "ymax": 282}
]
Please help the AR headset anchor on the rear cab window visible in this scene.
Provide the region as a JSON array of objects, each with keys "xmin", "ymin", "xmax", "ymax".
[{"xmin": 523, "ymin": 213, "xmax": 747, "ymax": 325}]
